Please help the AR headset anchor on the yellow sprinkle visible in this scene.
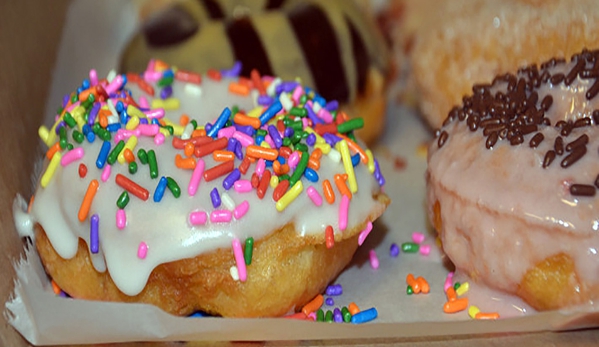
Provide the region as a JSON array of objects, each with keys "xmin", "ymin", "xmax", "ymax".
[
  {"xmin": 40, "ymin": 152, "xmax": 62, "ymax": 188},
  {"xmin": 336, "ymin": 140, "xmax": 357, "ymax": 194},
  {"xmin": 416, "ymin": 142, "xmax": 428, "ymax": 157},
  {"xmin": 72, "ymin": 105, "xmax": 86, "ymax": 131},
  {"xmin": 456, "ymin": 282, "xmax": 470, "ymax": 296},
  {"xmin": 304, "ymin": 127, "xmax": 326, "ymax": 144},
  {"xmin": 151, "ymin": 98, "xmax": 180, "ymax": 110},
  {"xmin": 159, "ymin": 127, "xmax": 171, "ymax": 137},
  {"xmin": 117, "ymin": 135, "xmax": 138, "ymax": 164},
  {"xmin": 38, "ymin": 126, "xmax": 50, "ymax": 144},
  {"xmin": 127, "ymin": 105, "xmax": 146, "ymax": 119},
  {"xmin": 269, "ymin": 174, "xmax": 279, "ymax": 189},
  {"xmin": 366, "ymin": 149, "xmax": 375, "ymax": 173},
  {"xmin": 260, "ymin": 141, "xmax": 271, "ymax": 149},
  {"xmin": 126, "ymin": 115, "xmax": 140, "ymax": 130},
  {"xmin": 247, "ymin": 107, "xmax": 263, "ymax": 118},
  {"xmin": 468, "ymin": 305, "xmax": 480, "ymax": 319},
  {"xmin": 276, "ymin": 180, "xmax": 303, "ymax": 212},
  {"xmin": 314, "ymin": 143, "xmax": 331, "ymax": 154}
]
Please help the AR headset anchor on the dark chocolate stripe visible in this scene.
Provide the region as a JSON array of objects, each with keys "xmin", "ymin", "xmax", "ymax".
[
  {"xmin": 266, "ymin": 0, "xmax": 286, "ymax": 10},
  {"xmin": 346, "ymin": 16, "xmax": 368, "ymax": 95},
  {"xmin": 200, "ymin": 0, "xmax": 225, "ymax": 19},
  {"xmin": 143, "ymin": 5, "xmax": 199, "ymax": 48},
  {"xmin": 225, "ymin": 18, "xmax": 273, "ymax": 77},
  {"xmin": 288, "ymin": 4, "xmax": 349, "ymax": 102}
]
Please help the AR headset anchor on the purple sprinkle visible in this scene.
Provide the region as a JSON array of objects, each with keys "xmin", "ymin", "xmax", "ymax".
[
  {"xmin": 88, "ymin": 102, "xmax": 100, "ymax": 125},
  {"xmin": 55, "ymin": 121, "xmax": 66, "ymax": 134},
  {"xmin": 222, "ymin": 168, "xmax": 241, "ymax": 190},
  {"xmin": 325, "ymin": 100, "xmax": 339, "ymax": 111},
  {"xmin": 268, "ymin": 125, "xmax": 283, "ymax": 148},
  {"xmin": 306, "ymin": 133, "xmax": 316, "ymax": 146},
  {"xmin": 227, "ymin": 137, "xmax": 238, "ymax": 152},
  {"xmin": 390, "ymin": 243, "xmax": 400, "ymax": 257},
  {"xmin": 276, "ymin": 81, "xmax": 299, "ymax": 94},
  {"xmin": 257, "ymin": 95, "xmax": 274, "ymax": 106},
  {"xmin": 325, "ymin": 284, "xmax": 343, "ymax": 296},
  {"xmin": 323, "ymin": 133, "xmax": 341, "ymax": 147},
  {"xmin": 59, "ymin": 291, "xmax": 68, "ymax": 298},
  {"xmin": 306, "ymin": 105, "xmax": 323, "ymax": 125},
  {"xmin": 333, "ymin": 308, "xmax": 343, "ymax": 323},
  {"xmin": 90, "ymin": 214, "xmax": 99, "ymax": 254},
  {"xmin": 210, "ymin": 188, "xmax": 221, "ymax": 208},
  {"xmin": 221, "ymin": 61, "xmax": 242, "ymax": 78},
  {"xmin": 139, "ymin": 118, "xmax": 149, "ymax": 125},
  {"xmin": 62, "ymin": 94, "xmax": 70, "ymax": 108},
  {"xmin": 205, "ymin": 123, "xmax": 213, "ymax": 134},
  {"xmin": 160, "ymin": 85, "xmax": 173, "ymax": 100},
  {"xmin": 325, "ymin": 297, "xmax": 335, "ymax": 306},
  {"xmin": 234, "ymin": 124, "xmax": 255, "ymax": 137},
  {"xmin": 284, "ymin": 127, "xmax": 294, "ymax": 138},
  {"xmin": 234, "ymin": 141, "xmax": 244, "ymax": 160}
]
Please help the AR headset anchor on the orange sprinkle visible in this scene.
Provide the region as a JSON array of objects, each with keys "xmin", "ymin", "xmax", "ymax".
[
  {"xmin": 137, "ymin": 78, "xmax": 155, "ymax": 96},
  {"xmin": 123, "ymin": 148, "xmax": 135, "ymax": 163},
  {"xmin": 212, "ymin": 150, "xmax": 235, "ymax": 162},
  {"xmin": 233, "ymin": 112, "xmax": 261, "ymax": 129},
  {"xmin": 334, "ymin": 174, "xmax": 352, "ymax": 199},
  {"xmin": 418, "ymin": 276, "xmax": 430, "ymax": 294},
  {"xmin": 98, "ymin": 111, "xmax": 108, "ymax": 129},
  {"xmin": 228, "ymin": 82, "xmax": 250, "ymax": 96},
  {"xmin": 308, "ymin": 157, "xmax": 320, "ymax": 171},
  {"xmin": 238, "ymin": 76, "xmax": 253, "ymax": 88},
  {"xmin": 175, "ymin": 154, "xmax": 196, "ymax": 170},
  {"xmin": 322, "ymin": 179, "xmax": 335, "ymax": 204},
  {"xmin": 348, "ymin": 302, "xmax": 360, "ymax": 315},
  {"xmin": 301, "ymin": 294, "xmax": 324, "ymax": 316},
  {"xmin": 192, "ymin": 128, "xmax": 206, "ymax": 138},
  {"xmin": 153, "ymin": 59, "xmax": 169, "ymax": 72},
  {"xmin": 46, "ymin": 142, "xmax": 61, "ymax": 160},
  {"xmin": 338, "ymin": 134, "xmax": 368, "ymax": 164},
  {"xmin": 475, "ymin": 312, "xmax": 500, "ymax": 320},
  {"xmin": 184, "ymin": 142, "xmax": 195, "ymax": 157},
  {"xmin": 443, "ymin": 298, "xmax": 469, "ymax": 314},
  {"xmin": 78, "ymin": 179, "xmax": 99, "ymax": 222},
  {"xmin": 246, "ymin": 145, "xmax": 279, "ymax": 161},
  {"xmin": 179, "ymin": 114, "xmax": 190, "ymax": 126},
  {"xmin": 336, "ymin": 110, "xmax": 350, "ymax": 123},
  {"xmin": 27, "ymin": 196, "xmax": 35, "ymax": 213},
  {"xmin": 51, "ymin": 280, "xmax": 61, "ymax": 295},
  {"xmin": 250, "ymin": 69, "xmax": 266, "ymax": 95},
  {"xmin": 406, "ymin": 273, "xmax": 420, "ymax": 294},
  {"xmin": 273, "ymin": 160, "xmax": 289, "ymax": 175},
  {"xmin": 78, "ymin": 87, "xmax": 97, "ymax": 102},
  {"xmin": 446, "ymin": 287, "xmax": 457, "ymax": 302},
  {"xmin": 283, "ymin": 312, "xmax": 309, "ymax": 320}
]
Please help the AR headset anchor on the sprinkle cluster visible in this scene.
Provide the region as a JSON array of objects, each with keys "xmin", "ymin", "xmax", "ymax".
[{"xmin": 436, "ymin": 48, "xmax": 599, "ymax": 198}]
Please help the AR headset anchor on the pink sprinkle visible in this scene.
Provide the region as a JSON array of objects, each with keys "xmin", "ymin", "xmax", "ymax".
[
  {"xmin": 143, "ymin": 70, "xmax": 162, "ymax": 82},
  {"xmin": 115, "ymin": 129, "xmax": 140, "ymax": 143},
  {"xmin": 217, "ymin": 126, "xmax": 236, "ymax": 139},
  {"xmin": 412, "ymin": 232, "xmax": 426, "ymax": 244},
  {"xmin": 89, "ymin": 69, "xmax": 98, "ymax": 86},
  {"xmin": 145, "ymin": 108, "xmax": 165, "ymax": 119},
  {"xmin": 292, "ymin": 85, "xmax": 303, "ymax": 103},
  {"xmin": 419, "ymin": 244, "xmax": 431, "ymax": 256},
  {"xmin": 302, "ymin": 118, "xmax": 309, "ymax": 129},
  {"xmin": 137, "ymin": 124, "xmax": 160, "ymax": 136},
  {"xmin": 60, "ymin": 147, "xmax": 85, "ymax": 167},
  {"xmin": 66, "ymin": 101, "xmax": 81, "ymax": 112},
  {"xmin": 369, "ymin": 249, "xmax": 379, "ymax": 269},
  {"xmin": 146, "ymin": 59, "xmax": 156, "ymax": 72},
  {"xmin": 306, "ymin": 186, "xmax": 322, "ymax": 206},
  {"xmin": 189, "ymin": 211, "xmax": 208, "ymax": 225},
  {"xmin": 288, "ymin": 151, "xmax": 300, "ymax": 169},
  {"xmin": 308, "ymin": 312, "xmax": 317, "ymax": 321},
  {"xmin": 233, "ymin": 200, "xmax": 249, "ymax": 219},
  {"xmin": 358, "ymin": 221, "xmax": 373, "ymax": 246},
  {"xmin": 188, "ymin": 158, "xmax": 205, "ymax": 196},
  {"xmin": 317, "ymin": 108, "xmax": 333, "ymax": 123},
  {"xmin": 234, "ymin": 180, "xmax": 252, "ymax": 193},
  {"xmin": 116, "ymin": 209, "xmax": 126, "ymax": 230},
  {"xmin": 137, "ymin": 242, "xmax": 148, "ymax": 259},
  {"xmin": 232, "ymin": 238, "xmax": 247, "ymax": 282},
  {"xmin": 104, "ymin": 74, "xmax": 124, "ymax": 95},
  {"xmin": 101, "ymin": 164, "xmax": 111, "ymax": 182},
  {"xmin": 263, "ymin": 134, "xmax": 275, "ymax": 148},
  {"xmin": 210, "ymin": 210, "xmax": 232, "ymax": 223},
  {"xmin": 255, "ymin": 158, "xmax": 266, "ymax": 177},
  {"xmin": 138, "ymin": 96, "xmax": 149, "ymax": 109},
  {"xmin": 232, "ymin": 131, "xmax": 254, "ymax": 147},
  {"xmin": 444, "ymin": 272, "xmax": 454, "ymax": 293},
  {"xmin": 338, "ymin": 194, "xmax": 350, "ymax": 231},
  {"xmin": 154, "ymin": 132, "xmax": 165, "ymax": 145}
]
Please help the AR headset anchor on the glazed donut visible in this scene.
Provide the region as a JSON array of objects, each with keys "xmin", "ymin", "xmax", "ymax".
[
  {"xmin": 427, "ymin": 48, "xmax": 599, "ymax": 311},
  {"xmin": 120, "ymin": 0, "xmax": 391, "ymax": 144},
  {"xmin": 388, "ymin": 0, "xmax": 599, "ymax": 129},
  {"xmin": 18, "ymin": 61, "xmax": 389, "ymax": 317}
]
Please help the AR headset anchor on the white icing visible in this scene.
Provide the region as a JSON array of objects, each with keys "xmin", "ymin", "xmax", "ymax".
[{"xmin": 26, "ymin": 72, "xmax": 383, "ymax": 296}]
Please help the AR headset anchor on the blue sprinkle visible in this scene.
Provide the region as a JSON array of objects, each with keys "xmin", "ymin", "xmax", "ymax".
[
  {"xmin": 207, "ymin": 108, "xmax": 231, "ymax": 138},
  {"xmin": 313, "ymin": 94, "xmax": 326, "ymax": 107},
  {"xmin": 351, "ymin": 307, "xmax": 378, "ymax": 324},
  {"xmin": 259, "ymin": 100, "xmax": 282, "ymax": 125},
  {"xmin": 390, "ymin": 243, "xmax": 400, "ymax": 257},
  {"xmin": 304, "ymin": 167, "xmax": 319, "ymax": 182},
  {"xmin": 81, "ymin": 78, "xmax": 90, "ymax": 90},
  {"xmin": 189, "ymin": 311, "xmax": 208, "ymax": 318},
  {"xmin": 106, "ymin": 123, "xmax": 121, "ymax": 132},
  {"xmin": 325, "ymin": 297, "xmax": 334, "ymax": 306},
  {"xmin": 265, "ymin": 160, "xmax": 273, "ymax": 168},
  {"xmin": 76, "ymin": 86, "xmax": 84, "ymax": 95},
  {"xmin": 82, "ymin": 124, "xmax": 91, "ymax": 135},
  {"xmin": 151, "ymin": 118, "xmax": 160, "ymax": 125},
  {"xmin": 86, "ymin": 131, "xmax": 96, "ymax": 143},
  {"xmin": 162, "ymin": 69, "xmax": 174, "ymax": 78},
  {"xmin": 119, "ymin": 109, "xmax": 128, "ymax": 124},
  {"xmin": 115, "ymin": 101, "xmax": 124, "ymax": 113},
  {"xmin": 351, "ymin": 153, "xmax": 360, "ymax": 167},
  {"xmin": 96, "ymin": 141, "xmax": 111, "ymax": 169},
  {"xmin": 277, "ymin": 156, "xmax": 286, "ymax": 165},
  {"xmin": 255, "ymin": 135, "xmax": 264, "ymax": 145},
  {"xmin": 153, "ymin": 177, "xmax": 168, "ymax": 202},
  {"xmin": 120, "ymin": 75, "xmax": 127, "ymax": 89}
]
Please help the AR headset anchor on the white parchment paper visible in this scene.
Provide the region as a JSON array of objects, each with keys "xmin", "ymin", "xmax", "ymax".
[{"xmin": 5, "ymin": 0, "xmax": 599, "ymax": 345}]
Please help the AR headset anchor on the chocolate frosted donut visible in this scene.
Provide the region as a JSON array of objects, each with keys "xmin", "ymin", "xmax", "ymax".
[
  {"xmin": 427, "ymin": 49, "xmax": 599, "ymax": 311},
  {"xmin": 120, "ymin": 0, "xmax": 390, "ymax": 144}
]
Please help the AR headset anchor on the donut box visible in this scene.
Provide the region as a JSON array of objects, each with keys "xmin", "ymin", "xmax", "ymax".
[{"xmin": 2, "ymin": 1, "xmax": 599, "ymax": 346}]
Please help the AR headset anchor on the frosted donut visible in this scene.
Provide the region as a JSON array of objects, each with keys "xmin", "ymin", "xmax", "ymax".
[
  {"xmin": 120, "ymin": 0, "xmax": 391, "ymax": 144},
  {"xmin": 427, "ymin": 49, "xmax": 599, "ymax": 311},
  {"xmin": 17, "ymin": 61, "xmax": 389, "ymax": 317}
]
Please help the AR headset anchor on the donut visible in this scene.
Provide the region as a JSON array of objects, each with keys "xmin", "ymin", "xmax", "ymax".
[
  {"xmin": 427, "ymin": 48, "xmax": 599, "ymax": 311},
  {"xmin": 20, "ymin": 61, "xmax": 389, "ymax": 317},
  {"xmin": 120, "ymin": 0, "xmax": 391, "ymax": 144},
  {"xmin": 385, "ymin": 0, "xmax": 599, "ymax": 129}
]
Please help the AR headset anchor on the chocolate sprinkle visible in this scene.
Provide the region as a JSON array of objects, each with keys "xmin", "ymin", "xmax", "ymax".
[
  {"xmin": 437, "ymin": 130, "xmax": 448, "ymax": 148},
  {"xmin": 542, "ymin": 150, "xmax": 556, "ymax": 168},
  {"xmin": 565, "ymin": 134, "xmax": 589, "ymax": 151},
  {"xmin": 529, "ymin": 132, "xmax": 544, "ymax": 148},
  {"xmin": 554, "ymin": 136, "xmax": 564, "ymax": 155},
  {"xmin": 570, "ymin": 184, "xmax": 596, "ymax": 197},
  {"xmin": 560, "ymin": 146, "xmax": 587, "ymax": 168},
  {"xmin": 595, "ymin": 173, "xmax": 599, "ymax": 188}
]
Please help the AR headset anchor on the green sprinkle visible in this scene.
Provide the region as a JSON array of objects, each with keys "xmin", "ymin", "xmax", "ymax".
[
  {"xmin": 63, "ymin": 112, "xmax": 77, "ymax": 128},
  {"xmin": 107, "ymin": 140, "xmax": 125, "ymax": 165},
  {"xmin": 291, "ymin": 131, "xmax": 302, "ymax": 144},
  {"xmin": 289, "ymin": 120, "xmax": 303, "ymax": 131},
  {"xmin": 72, "ymin": 130, "xmax": 84, "ymax": 144},
  {"xmin": 166, "ymin": 176, "xmax": 181, "ymax": 198},
  {"xmin": 92, "ymin": 123, "xmax": 101, "ymax": 133},
  {"xmin": 59, "ymin": 126, "xmax": 68, "ymax": 149},
  {"xmin": 282, "ymin": 137, "xmax": 292, "ymax": 147},
  {"xmin": 128, "ymin": 161, "xmax": 138, "ymax": 174},
  {"xmin": 157, "ymin": 75, "xmax": 174, "ymax": 87},
  {"xmin": 147, "ymin": 149, "xmax": 158, "ymax": 179},
  {"xmin": 342, "ymin": 307, "xmax": 351, "ymax": 323},
  {"xmin": 137, "ymin": 149, "xmax": 148, "ymax": 164},
  {"xmin": 337, "ymin": 118, "xmax": 364, "ymax": 133},
  {"xmin": 407, "ymin": 285, "xmax": 414, "ymax": 295},
  {"xmin": 244, "ymin": 237, "xmax": 254, "ymax": 265},
  {"xmin": 316, "ymin": 309, "xmax": 324, "ymax": 322},
  {"xmin": 289, "ymin": 107, "xmax": 307, "ymax": 118},
  {"xmin": 70, "ymin": 93, "xmax": 78, "ymax": 103},
  {"xmin": 231, "ymin": 105, "xmax": 239, "ymax": 116},
  {"xmin": 278, "ymin": 174, "xmax": 290, "ymax": 182},
  {"xmin": 116, "ymin": 191, "xmax": 130, "ymax": 209},
  {"xmin": 256, "ymin": 129, "xmax": 268, "ymax": 137},
  {"xmin": 289, "ymin": 151, "xmax": 308, "ymax": 186},
  {"xmin": 347, "ymin": 132, "xmax": 357, "ymax": 142},
  {"xmin": 454, "ymin": 282, "xmax": 461, "ymax": 290},
  {"xmin": 401, "ymin": 242, "xmax": 420, "ymax": 253},
  {"xmin": 299, "ymin": 94, "xmax": 308, "ymax": 104},
  {"xmin": 190, "ymin": 120, "xmax": 198, "ymax": 129},
  {"xmin": 66, "ymin": 143, "xmax": 74, "ymax": 151},
  {"xmin": 325, "ymin": 310, "xmax": 333, "ymax": 323},
  {"xmin": 163, "ymin": 125, "xmax": 174, "ymax": 135},
  {"xmin": 295, "ymin": 143, "xmax": 308, "ymax": 153},
  {"xmin": 97, "ymin": 128, "xmax": 111, "ymax": 141}
]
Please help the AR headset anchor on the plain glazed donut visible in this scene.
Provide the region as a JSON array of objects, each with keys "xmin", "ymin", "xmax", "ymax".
[
  {"xmin": 17, "ymin": 61, "xmax": 389, "ymax": 317},
  {"xmin": 120, "ymin": 0, "xmax": 391, "ymax": 144},
  {"xmin": 427, "ymin": 48, "xmax": 599, "ymax": 311}
]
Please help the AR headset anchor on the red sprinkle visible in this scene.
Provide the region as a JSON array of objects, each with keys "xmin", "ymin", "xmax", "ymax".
[
  {"xmin": 115, "ymin": 174, "xmax": 149, "ymax": 201},
  {"xmin": 314, "ymin": 123, "xmax": 337, "ymax": 136},
  {"xmin": 78, "ymin": 163, "xmax": 88, "ymax": 178},
  {"xmin": 238, "ymin": 157, "xmax": 251, "ymax": 175},
  {"xmin": 272, "ymin": 179, "xmax": 290, "ymax": 202},
  {"xmin": 175, "ymin": 69, "xmax": 202, "ymax": 84},
  {"xmin": 194, "ymin": 137, "xmax": 228, "ymax": 157},
  {"xmin": 203, "ymin": 160, "xmax": 235, "ymax": 182},
  {"xmin": 251, "ymin": 172, "xmax": 260, "ymax": 188},
  {"xmin": 325, "ymin": 225, "xmax": 335, "ymax": 248},
  {"xmin": 257, "ymin": 170, "xmax": 271, "ymax": 199},
  {"xmin": 207, "ymin": 68, "xmax": 222, "ymax": 81}
]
